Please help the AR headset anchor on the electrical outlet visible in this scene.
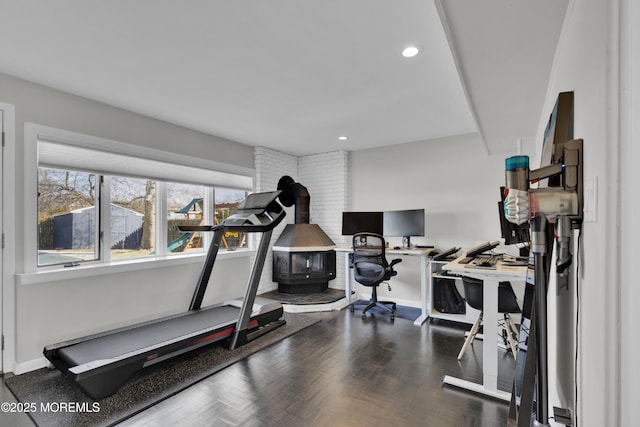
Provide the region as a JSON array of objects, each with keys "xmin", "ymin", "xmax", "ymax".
[{"xmin": 583, "ymin": 177, "xmax": 597, "ymax": 222}]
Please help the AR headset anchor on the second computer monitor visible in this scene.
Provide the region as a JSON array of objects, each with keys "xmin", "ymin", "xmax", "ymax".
[{"xmin": 383, "ymin": 209, "xmax": 425, "ymax": 248}]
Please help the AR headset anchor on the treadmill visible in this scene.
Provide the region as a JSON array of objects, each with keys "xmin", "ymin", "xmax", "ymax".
[{"xmin": 44, "ymin": 191, "xmax": 287, "ymax": 400}]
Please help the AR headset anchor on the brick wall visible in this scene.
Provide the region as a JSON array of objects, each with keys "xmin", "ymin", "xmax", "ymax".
[
  {"xmin": 298, "ymin": 151, "xmax": 349, "ymax": 289},
  {"xmin": 253, "ymin": 147, "xmax": 297, "ymax": 292},
  {"xmin": 254, "ymin": 146, "xmax": 298, "ymax": 195}
]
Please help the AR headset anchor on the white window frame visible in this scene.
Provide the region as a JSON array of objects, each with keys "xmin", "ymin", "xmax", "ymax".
[{"xmin": 19, "ymin": 123, "xmax": 255, "ymax": 285}]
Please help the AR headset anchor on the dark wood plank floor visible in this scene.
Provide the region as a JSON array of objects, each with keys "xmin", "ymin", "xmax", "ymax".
[
  {"xmin": 115, "ymin": 309, "xmax": 515, "ymax": 427},
  {"xmin": 0, "ymin": 379, "xmax": 35, "ymax": 427}
]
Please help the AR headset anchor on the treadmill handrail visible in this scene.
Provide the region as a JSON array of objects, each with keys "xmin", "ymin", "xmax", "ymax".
[
  {"xmin": 177, "ymin": 225, "xmax": 224, "ymax": 232},
  {"xmin": 177, "ymin": 214, "xmax": 284, "ymax": 234}
]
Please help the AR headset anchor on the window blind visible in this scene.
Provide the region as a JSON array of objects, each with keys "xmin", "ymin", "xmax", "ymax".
[{"xmin": 38, "ymin": 139, "xmax": 253, "ymax": 190}]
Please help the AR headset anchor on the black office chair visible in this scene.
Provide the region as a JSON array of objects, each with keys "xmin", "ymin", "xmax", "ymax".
[
  {"xmin": 457, "ymin": 276, "xmax": 521, "ymax": 360},
  {"xmin": 349, "ymin": 233, "xmax": 402, "ymax": 320}
]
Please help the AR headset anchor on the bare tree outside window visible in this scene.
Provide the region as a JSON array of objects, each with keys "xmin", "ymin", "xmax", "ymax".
[
  {"xmin": 37, "ymin": 168, "xmax": 98, "ymax": 265},
  {"xmin": 110, "ymin": 176, "xmax": 155, "ymax": 259}
]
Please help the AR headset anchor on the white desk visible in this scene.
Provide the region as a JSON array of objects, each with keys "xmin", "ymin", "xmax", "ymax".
[
  {"xmin": 335, "ymin": 246, "xmax": 431, "ymax": 326},
  {"xmin": 442, "ymin": 256, "xmax": 528, "ymax": 401}
]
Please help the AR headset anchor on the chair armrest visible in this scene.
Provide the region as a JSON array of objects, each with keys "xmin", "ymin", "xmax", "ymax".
[{"xmin": 389, "ymin": 258, "xmax": 402, "ymax": 268}]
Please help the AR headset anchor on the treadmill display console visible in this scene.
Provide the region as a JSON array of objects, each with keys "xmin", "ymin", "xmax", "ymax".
[
  {"xmin": 235, "ymin": 191, "xmax": 281, "ymax": 210},
  {"xmin": 223, "ymin": 191, "xmax": 284, "ymax": 231}
]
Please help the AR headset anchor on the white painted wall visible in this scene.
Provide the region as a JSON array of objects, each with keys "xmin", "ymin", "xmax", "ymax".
[
  {"xmin": 538, "ymin": 1, "xmax": 615, "ymax": 426},
  {"xmin": 1, "ymin": 73, "xmax": 256, "ymax": 369},
  {"xmin": 618, "ymin": 0, "xmax": 640, "ymax": 425},
  {"xmin": 349, "ymin": 133, "xmax": 527, "ymax": 305}
]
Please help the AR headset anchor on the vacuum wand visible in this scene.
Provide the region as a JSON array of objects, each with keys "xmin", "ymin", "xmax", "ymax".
[
  {"xmin": 531, "ymin": 214, "xmax": 551, "ymax": 427},
  {"xmin": 555, "ymin": 215, "xmax": 572, "ymax": 293}
]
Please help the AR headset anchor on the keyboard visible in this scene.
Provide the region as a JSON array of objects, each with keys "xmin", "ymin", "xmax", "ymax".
[
  {"xmin": 433, "ymin": 247, "xmax": 460, "ymax": 261},
  {"xmin": 465, "ymin": 255, "xmax": 500, "ymax": 269}
]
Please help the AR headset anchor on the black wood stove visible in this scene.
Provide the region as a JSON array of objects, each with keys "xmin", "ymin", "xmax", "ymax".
[{"xmin": 272, "ymin": 176, "xmax": 336, "ymax": 294}]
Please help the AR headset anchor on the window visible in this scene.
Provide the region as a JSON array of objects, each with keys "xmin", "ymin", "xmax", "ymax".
[
  {"xmin": 215, "ymin": 187, "xmax": 249, "ymax": 249},
  {"xmin": 25, "ymin": 124, "xmax": 254, "ymax": 273},
  {"xmin": 167, "ymin": 183, "xmax": 206, "ymax": 254},
  {"xmin": 110, "ymin": 176, "xmax": 155, "ymax": 260},
  {"xmin": 37, "ymin": 168, "xmax": 99, "ymax": 266}
]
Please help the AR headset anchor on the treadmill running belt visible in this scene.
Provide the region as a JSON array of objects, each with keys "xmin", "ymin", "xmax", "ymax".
[{"xmin": 58, "ymin": 305, "xmax": 241, "ymax": 366}]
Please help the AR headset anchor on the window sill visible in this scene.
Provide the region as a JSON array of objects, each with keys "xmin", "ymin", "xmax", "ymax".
[{"xmin": 15, "ymin": 249, "xmax": 256, "ymax": 286}]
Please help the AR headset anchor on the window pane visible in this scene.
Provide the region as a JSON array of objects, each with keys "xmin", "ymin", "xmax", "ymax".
[
  {"xmin": 110, "ymin": 176, "xmax": 154, "ymax": 259},
  {"xmin": 216, "ymin": 188, "xmax": 248, "ymax": 249},
  {"xmin": 167, "ymin": 183, "xmax": 206, "ymax": 253},
  {"xmin": 37, "ymin": 167, "xmax": 98, "ymax": 266}
]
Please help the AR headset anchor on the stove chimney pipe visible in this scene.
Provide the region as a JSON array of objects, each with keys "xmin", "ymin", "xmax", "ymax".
[{"xmin": 277, "ymin": 176, "xmax": 310, "ymax": 224}]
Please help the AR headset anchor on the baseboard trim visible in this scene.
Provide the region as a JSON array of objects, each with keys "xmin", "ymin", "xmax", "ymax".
[{"xmin": 14, "ymin": 357, "xmax": 49, "ymax": 375}]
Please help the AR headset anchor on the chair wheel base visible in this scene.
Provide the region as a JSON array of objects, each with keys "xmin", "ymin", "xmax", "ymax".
[{"xmin": 350, "ymin": 301, "xmax": 396, "ymax": 320}]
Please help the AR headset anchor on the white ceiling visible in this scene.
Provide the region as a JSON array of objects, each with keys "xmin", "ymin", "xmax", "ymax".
[{"xmin": 0, "ymin": 1, "xmax": 568, "ymax": 156}]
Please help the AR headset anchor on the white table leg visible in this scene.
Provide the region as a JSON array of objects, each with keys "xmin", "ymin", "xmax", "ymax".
[
  {"xmin": 413, "ymin": 255, "xmax": 430, "ymax": 326},
  {"xmin": 343, "ymin": 252, "xmax": 352, "ymax": 302},
  {"xmin": 442, "ymin": 276, "xmax": 511, "ymax": 402},
  {"xmin": 482, "ymin": 277, "xmax": 499, "ymax": 392}
]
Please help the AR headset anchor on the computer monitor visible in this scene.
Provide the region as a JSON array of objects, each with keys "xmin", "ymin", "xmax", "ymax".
[
  {"xmin": 383, "ymin": 209, "xmax": 425, "ymax": 248},
  {"xmin": 341, "ymin": 211, "xmax": 384, "ymax": 236}
]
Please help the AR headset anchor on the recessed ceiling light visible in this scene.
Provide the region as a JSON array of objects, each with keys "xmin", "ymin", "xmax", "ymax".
[
  {"xmin": 402, "ymin": 46, "xmax": 420, "ymax": 58},
  {"xmin": 338, "ymin": 136, "xmax": 348, "ymax": 141}
]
